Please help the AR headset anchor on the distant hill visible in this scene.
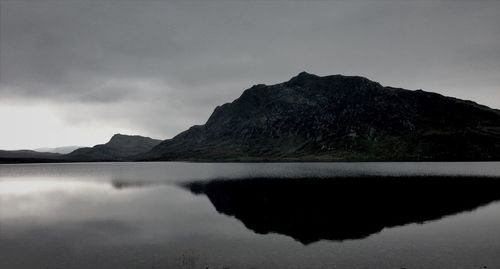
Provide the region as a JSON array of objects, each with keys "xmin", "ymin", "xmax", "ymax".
[
  {"xmin": 65, "ymin": 134, "xmax": 161, "ymax": 161},
  {"xmin": 142, "ymin": 72, "xmax": 500, "ymax": 161},
  {"xmin": 0, "ymin": 150, "xmax": 62, "ymax": 163},
  {"xmin": 35, "ymin": 146, "xmax": 83, "ymax": 154}
]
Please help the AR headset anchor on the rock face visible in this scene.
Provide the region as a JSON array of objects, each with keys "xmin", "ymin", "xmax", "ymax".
[
  {"xmin": 144, "ymin": 72, "xmax": 500, "ymax": 161},
  {"xmin": 67, "ymin": 134, "xmax": 161, "ymax": 161}
]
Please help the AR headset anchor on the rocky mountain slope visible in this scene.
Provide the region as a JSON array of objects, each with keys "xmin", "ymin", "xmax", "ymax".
[
  {"xmin": 142, "ymin": 72, "xmax": 500, "ymax": 161},
  {"xmin": 66, "ymin": 134, "xmax": 161, "ymax": 161}
]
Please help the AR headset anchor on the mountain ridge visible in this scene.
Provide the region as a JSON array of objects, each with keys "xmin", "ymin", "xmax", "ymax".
[
  {"xmin": 65, "ymin": 134, "xmax": 161, "ymax": 161},
  {"xmin": 141, "ymin": 72, "xmax": 500, "ymax": 161},
  {"xmin": 0, "ymin": 149, "xmax": 63, "ymax": 163}
]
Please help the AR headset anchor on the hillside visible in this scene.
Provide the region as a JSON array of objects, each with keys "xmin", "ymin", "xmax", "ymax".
[
  {"xmin": 66, "ymin": 134, "xmax": 161, "ymax": 161},
  {"xmin": 143, "ymin": 72, "xmax": 500, "ymax": 161},
  {"xmin": 0, "ymin": 150, "xmax": 62, "ymax": 163}
]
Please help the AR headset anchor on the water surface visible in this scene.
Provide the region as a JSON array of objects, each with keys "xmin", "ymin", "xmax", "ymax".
[{"xmin": 1, "ymin": 162, "xmax": 499, "ymax": 269}]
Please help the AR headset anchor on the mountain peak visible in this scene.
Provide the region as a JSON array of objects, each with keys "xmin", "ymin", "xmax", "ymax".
[
  {"xmin": 287, "ymin": 72, "xmax": 378, "ymax": 88},
  {"xmin": 107, "ymin": 133, "xmax": 160, "ymax": 147},
  {"xmin": 67, "ymin": 134, "xmax": 162, "ymax": 161},
  {"xmin": 288, "ymin": 71, "xmax": 318, "ymax": 84},
  {"xmin": 297, "ymin": 71, "xmax": 314, "ymax": 77},
  {"xmin": 109, "ymin": 133, "xmax": 132, "ymax": 141}
]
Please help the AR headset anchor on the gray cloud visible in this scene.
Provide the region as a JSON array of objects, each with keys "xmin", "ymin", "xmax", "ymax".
[{"xmin": 1, "ymin": 0, "xmax": 500, "ymax": 146}]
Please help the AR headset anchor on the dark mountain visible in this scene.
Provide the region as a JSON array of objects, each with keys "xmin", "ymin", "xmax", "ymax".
[
  {"xmin": 0, "ymin": 150, "xmax": 62, "ymax": 163},
  {"xmin": 143, "ymin": 72, "xmax": 500, "ymax": 161},
  {"xmin": 66, "ymin": 134, "xmax": 161, "ymax": 161}
]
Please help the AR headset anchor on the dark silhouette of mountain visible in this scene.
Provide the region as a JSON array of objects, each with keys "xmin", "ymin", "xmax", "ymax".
[
  {"xmin": 184, "ymin": 176, "xmax": 500, "ymax": 244},
  {"xmin": 0, "ymin": 150, "xmax": 63, "ymax": 163},
  {"xmin": 35, "ymin": 146, "xmax": 83, "ymax": 154},
  {"xmin": 143, "ymin": 72, "xmax": 500, "ymax": 161},
  {"xmin": 65, "ymin": 134, "xmax": 161, "ymax": 161}
]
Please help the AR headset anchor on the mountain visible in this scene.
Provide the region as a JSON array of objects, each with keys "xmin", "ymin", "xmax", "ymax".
[
  {"xmin": 66, "ymin": 134, "xmax": 161, "ymax": 161},
  {"xmin": 35, "ymin": 146, "xmax": 83, "ymax": 154},
  {"xmin": 0, "ymin": 150, "xmax": 62, "ymax": 163},
  {"xmin": 143, "ymin": 72, "xmax": 500, "ymax": 161}
]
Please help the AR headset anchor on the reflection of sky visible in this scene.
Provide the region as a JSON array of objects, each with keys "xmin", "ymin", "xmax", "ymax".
[
  {"xmin": 0, "ymin": 179, "xmax": 105, "ymax": 195},
  {"xmin": 2, "ymin": 162, "xmax": 500, "ymax": 184},
  {"xmin": 0, "ymin": 175, "xmax": 265, "ymax": 268},
  {"xmin": 0, "ymin": 177, "xmax": 237, "ymax": 243},
  {"xmin": 1, "ymin": 163, "xmax": 500, "ymax": 269}
]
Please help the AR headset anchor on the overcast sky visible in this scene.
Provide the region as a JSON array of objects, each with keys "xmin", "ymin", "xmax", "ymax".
[{"xmin": 1, "ymin": 0, "xmax": 499, "ymax": 150}]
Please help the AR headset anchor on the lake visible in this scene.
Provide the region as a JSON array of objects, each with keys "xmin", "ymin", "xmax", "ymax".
[{"xmin": 1, "ymin": 162, "xmax": 500, "ymax": 269}]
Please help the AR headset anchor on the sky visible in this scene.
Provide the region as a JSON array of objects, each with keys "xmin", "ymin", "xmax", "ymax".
[{"xmin": 1, "ymin": 0, "xmax": 499, "ymax": 150}]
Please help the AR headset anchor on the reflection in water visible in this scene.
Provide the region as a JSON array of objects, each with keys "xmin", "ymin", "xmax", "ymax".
[
  {"xmin": 2, "ymin": 163, "xmax": 500, "ymax": 269},
  {"xmin": 184, "ymin": 176, "xmax": 500, "ymax": 244}
]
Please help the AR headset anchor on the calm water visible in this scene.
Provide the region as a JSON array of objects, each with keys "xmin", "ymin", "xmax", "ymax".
[{"xmin": 1, "ymin": 162, "xmax": 500, "ymax": 269}]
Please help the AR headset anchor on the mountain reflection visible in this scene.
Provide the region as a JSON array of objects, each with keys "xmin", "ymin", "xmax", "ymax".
[{"xmin": 183, "ymin": 176, "xmax": 500, "ymax": 244}]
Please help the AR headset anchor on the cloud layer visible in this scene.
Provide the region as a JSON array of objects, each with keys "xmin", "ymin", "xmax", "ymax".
[{"xmin": 1, "ymin": 1, "xmax": 499, "ymax": 149}]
